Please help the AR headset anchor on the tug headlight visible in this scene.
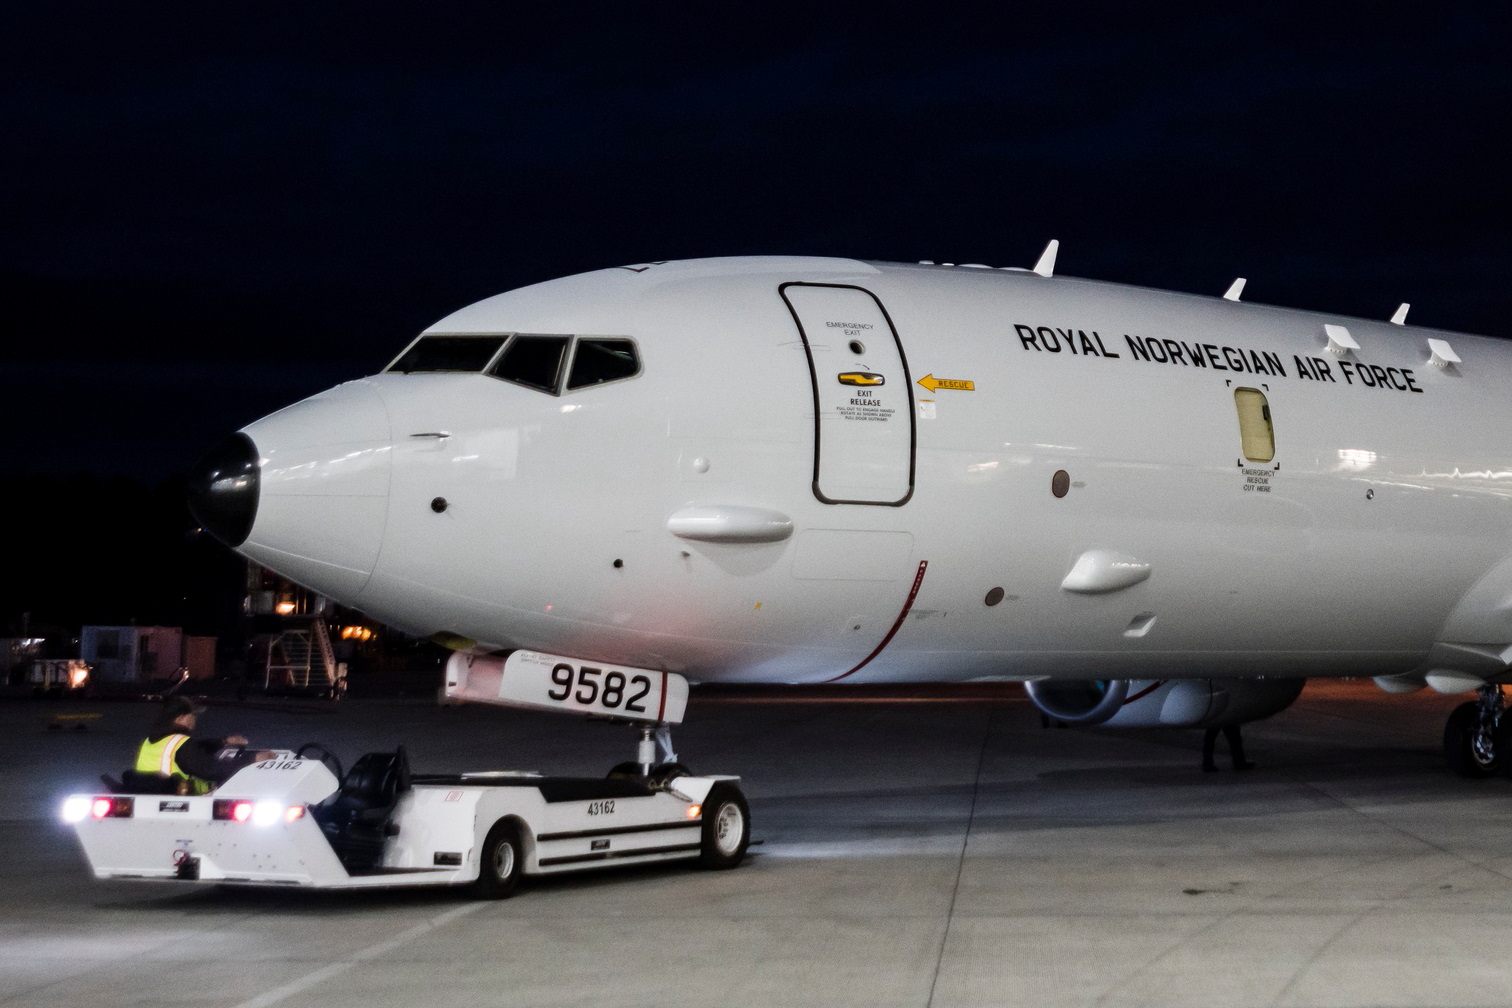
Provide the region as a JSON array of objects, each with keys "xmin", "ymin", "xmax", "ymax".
[
  {"xmin": 61, "ymin": 796, "xmax": 91, "ymax": 823},
  {"xmin": 251, "ymin": 800, "xmax": 282, "ymax": 827}
]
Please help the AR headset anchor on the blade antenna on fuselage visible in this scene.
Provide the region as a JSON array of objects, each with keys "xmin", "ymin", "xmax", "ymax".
[{"xmin": 1032, "ymin": 239, "xmax": 1059, "ymax": 278}]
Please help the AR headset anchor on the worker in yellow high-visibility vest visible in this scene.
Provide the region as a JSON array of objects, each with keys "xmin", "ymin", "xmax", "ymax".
[{"xmin": 136, "ymin": 697, "xmax": 275, "ymax": 793}]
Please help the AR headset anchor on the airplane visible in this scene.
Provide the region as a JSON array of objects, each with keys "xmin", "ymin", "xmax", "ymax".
[{"xmin": 186, "ymin": 243, "xmax": 1512, "ymax": 779}]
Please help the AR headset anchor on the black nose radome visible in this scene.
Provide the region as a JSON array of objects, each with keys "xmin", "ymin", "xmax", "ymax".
[{"xmin": 187, "ymin": 433, "xmax": 260, "ymax": 548}]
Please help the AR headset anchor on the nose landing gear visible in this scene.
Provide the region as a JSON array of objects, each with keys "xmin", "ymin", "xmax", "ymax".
[
  {"xmin": 607, "ymin": 722, "xmax": 691, "ymax": 784},
  {"xmin": 1444, "ymin": 683, "xmax": 1509, "ymax": 778},
  {"xmin": 632, "ymin": 722, "xmax": 678, "ymax": 775}
]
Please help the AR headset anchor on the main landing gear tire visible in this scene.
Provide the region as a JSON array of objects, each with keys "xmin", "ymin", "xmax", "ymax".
[
  {"xmin": 472, "ymin": 820, "xmax": 524, "ymax": 899},
  {"xmin": 698, "ymin": 785, "xmax": 750, "ymax": 870},
  {"xmin": 1443, "ymin": 701, "xmax": 1507, "ymax": 779}
]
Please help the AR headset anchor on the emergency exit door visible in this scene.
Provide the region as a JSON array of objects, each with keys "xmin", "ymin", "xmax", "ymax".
[{"xmin": 780, "ymin": 283, "xmax": 916, "ymax": 506}]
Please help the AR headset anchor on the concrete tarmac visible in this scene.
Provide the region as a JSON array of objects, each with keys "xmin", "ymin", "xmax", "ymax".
[{"xmin": 4, "ymin": 679, "xmax": 1512, "ymax": 1008}]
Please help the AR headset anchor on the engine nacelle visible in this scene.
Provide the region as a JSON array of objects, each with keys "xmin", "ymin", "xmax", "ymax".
[{"xmin": 1024, "ymin": 677, "xmax": 1305, "ymax": 729}]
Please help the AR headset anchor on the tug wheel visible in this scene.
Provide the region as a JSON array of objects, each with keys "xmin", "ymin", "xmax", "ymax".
[
  {"xmin": 698, "ymin": 785, "xmax": 750, "ymax": 870},
  {"xmin": 472, "ymin": 820, "xmax": 524, "ymax": 899}
]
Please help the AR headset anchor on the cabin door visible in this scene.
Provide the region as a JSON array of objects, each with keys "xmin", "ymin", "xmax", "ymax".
[{"xmin": 780, "ymin": 283, "xmax": 916, "ymax": 506}]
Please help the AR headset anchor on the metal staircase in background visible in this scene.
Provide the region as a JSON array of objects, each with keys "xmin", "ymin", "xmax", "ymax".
[{"xmin": 264, "ymin": 618, "xmax": 343, "ymax": 696}]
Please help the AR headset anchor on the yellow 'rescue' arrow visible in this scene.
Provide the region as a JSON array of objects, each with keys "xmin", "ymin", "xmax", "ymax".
[{"xmin": 917, "ymin": 374, "xmax": 975, "ymax": 392}]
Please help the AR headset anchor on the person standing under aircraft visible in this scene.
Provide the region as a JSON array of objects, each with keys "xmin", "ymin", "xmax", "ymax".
[
  {"xmin": 1202, "ymin": 724, "xmax": 1256, "ymax": 772},
  {"xmin": 136, "ymin": 696, "xmax": 276, "ymax": 793}
]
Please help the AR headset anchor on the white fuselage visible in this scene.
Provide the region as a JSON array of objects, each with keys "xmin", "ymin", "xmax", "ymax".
[{"xmin": 230, "ymin": 257, "xmax": 1512, "ymax": 685}]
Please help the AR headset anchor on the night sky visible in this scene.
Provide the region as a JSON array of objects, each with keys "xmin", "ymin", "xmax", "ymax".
[{"xmin": 5, "ymin": 4, "xmax": 1510, "ymax": 482}]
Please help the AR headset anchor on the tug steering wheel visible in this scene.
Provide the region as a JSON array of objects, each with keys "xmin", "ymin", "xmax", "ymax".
[{"xmin": 294, "ymin": 743, "xmax": 344, "ymax": 783}]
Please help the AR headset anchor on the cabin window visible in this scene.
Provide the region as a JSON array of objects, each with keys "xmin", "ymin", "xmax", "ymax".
[
  {"xmin": 387, "ymin": 335, "xmax": 508, "ymax": 373},
  {"xmin": 1233, "ymin": 387, "xmax": 1275, "ymax": 463},
  {"xmin": 489, "ymin": 335, "xmax": 571, "ymax": 394},
  {"xmin": 566, "ymin": 338, "xmax": 640, "ymax": 390}
]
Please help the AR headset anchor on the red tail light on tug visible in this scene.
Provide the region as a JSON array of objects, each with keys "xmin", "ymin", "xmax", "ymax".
[
  {"xmin": 213, "ymin": 799, "xmax": 255, "ymax": 822},
  {"xmin": 90, "ymin": 797, "xmax": 133, "ymax": 819},
  {"xmin": 212, "ymin": 799, "xmax": 304, "ymax": 824}
]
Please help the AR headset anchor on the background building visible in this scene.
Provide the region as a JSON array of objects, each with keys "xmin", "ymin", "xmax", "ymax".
[{"xmin": 80, "ymin": 626, "xmax": 216, "ymax": 684}]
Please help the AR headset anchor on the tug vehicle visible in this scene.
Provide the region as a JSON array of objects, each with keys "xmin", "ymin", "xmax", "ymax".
[{"xmin": 63, "ymin": 659, "xmax": 750, "ymax": 896}]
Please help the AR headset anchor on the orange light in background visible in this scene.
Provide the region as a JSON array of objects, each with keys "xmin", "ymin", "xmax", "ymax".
[
  {"xmin": 274, "ymin": 600, "xmax": 297, "ymax": 615},
  {"xmin": 340, "ymin": 626, "xmax": 373, "ymax": 641}
]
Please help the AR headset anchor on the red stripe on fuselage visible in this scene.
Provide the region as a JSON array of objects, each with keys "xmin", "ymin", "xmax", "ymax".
[
  {"xmin": 1122, "ymin": 680, "xmax": 1169, "ymax": 705},
  {"xmin": 823, "ymin": 560, "xmax": 929, "ymax": 683}
]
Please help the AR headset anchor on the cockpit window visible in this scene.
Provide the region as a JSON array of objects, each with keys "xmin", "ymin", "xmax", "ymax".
[
  {"xmin": 388, "ymin": 335, "xmax": 507, "ymax": 373},
  {"xmin": 567, "ymin": 339, "xmax": 640, "ymax": 390},
  {"xmin": 385, "ymin": 332, "xmax": 642, "ymax": 395},
  {"xmin": 489, "ymin": 335, "xmax": 571, "ymax": 394}
]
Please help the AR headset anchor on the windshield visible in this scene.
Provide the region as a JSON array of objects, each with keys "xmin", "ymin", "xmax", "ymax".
[
  {"xmin": 385, "ymin": 333, "xmax": 642, "ymax": 395},
  {"xmin": 388, "ymin": 335, "xmax": 507, "ymax": 373}
]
